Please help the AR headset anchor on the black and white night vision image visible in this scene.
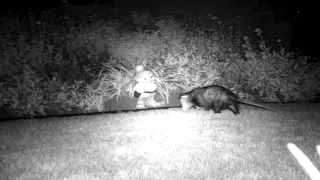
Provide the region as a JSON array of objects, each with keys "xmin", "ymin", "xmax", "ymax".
[{"xmin": 0, "ymin": 0, "xmax": 319, "ymax": 180}]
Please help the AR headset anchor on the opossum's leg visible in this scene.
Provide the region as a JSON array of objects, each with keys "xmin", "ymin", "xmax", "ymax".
[
  {"xmin": 203, "ymin": 103, "xmax": 212, "ymax": 111},
  {"xmin": 203, "ymin": 103, "xmax": 211, "ymax": 111},
  {"xmin": 213, "ymin": 108, "xmax": 221, "ymax": 113},
  {"xmin": 229, "ymin": 101, "xmax": 240, "ymax": 115},
  {"xmin": 212, "ymin": 103, "xmax": 221, "ymax": 113},
  {"xmin": 229, "ymin": 108, "xmax": 239, "ymax": 115},
  {"xmin": 228, "ymin": 104, "xmax": 239, "ymax": 115}
]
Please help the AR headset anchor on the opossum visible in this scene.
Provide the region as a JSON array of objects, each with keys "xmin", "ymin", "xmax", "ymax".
[{"xmin": 179, "ymin": 85, "xmax": 279, "ymax": 115}]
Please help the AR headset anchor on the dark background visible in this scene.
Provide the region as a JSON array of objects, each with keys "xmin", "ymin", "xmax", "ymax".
[{"xmin": 1, "ymin": 0, "xmax": 319, "ymax": 58}]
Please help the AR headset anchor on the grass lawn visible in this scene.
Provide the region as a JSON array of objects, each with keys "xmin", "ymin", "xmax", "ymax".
[{"xmin": 0, "ymin": 104, "xmax": 319, "ymax": 180}]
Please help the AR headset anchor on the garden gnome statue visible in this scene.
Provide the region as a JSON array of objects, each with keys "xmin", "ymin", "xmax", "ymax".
[{"xmin": 133, "ymin": 65, "xmax": 165, "ymax": 108}]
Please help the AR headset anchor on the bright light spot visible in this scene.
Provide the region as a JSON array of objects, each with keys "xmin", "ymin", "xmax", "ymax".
[{"xmin": 287, "ymin": 143, "xmax": 320, "ymax": 180}]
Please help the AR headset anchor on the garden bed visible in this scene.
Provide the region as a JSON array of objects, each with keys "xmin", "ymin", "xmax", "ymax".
[{"xmin": 0, "ymin": 92, "xmax": 182, "ymax": 120}]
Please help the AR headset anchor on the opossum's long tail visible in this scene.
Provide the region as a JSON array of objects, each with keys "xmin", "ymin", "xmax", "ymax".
[{"xmin": 237, "ymin": 100, "xmax": 279, "ymax": 113}]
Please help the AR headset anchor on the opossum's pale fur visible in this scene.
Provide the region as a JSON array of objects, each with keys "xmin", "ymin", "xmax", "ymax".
[{"xmin": 179, "ymin": 85, "xmax": 279, "ymax": 115}]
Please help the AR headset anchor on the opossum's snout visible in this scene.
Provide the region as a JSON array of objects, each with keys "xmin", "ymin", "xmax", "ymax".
[{"xmin": 179, "ymin": 94, "xmax": 193, "ymax": 110}]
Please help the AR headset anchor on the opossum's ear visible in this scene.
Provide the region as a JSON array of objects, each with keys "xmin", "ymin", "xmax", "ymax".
[{"xmin": 134, "ymin": 91, "xmax": 141, "ymax": 98}]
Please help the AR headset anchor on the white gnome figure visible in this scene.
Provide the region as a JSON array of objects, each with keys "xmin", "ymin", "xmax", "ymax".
[{"xmin": 133, "ymin": 65, "xmax": 165, "ymax": 109}]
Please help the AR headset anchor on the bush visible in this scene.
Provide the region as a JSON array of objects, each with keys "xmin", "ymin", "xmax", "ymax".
[{"xmin": 1, "ymin": 7, "xmax": 319, "ymax": 118}]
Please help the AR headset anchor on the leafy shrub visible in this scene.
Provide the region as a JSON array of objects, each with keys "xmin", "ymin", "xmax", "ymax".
[
  {"xmin": 1, "ymin": 7, "xmax": 319, "ymax": 118},
  {"xmin": 0, "ymin": 8, "xmax": 104, "ymax": 116}
]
